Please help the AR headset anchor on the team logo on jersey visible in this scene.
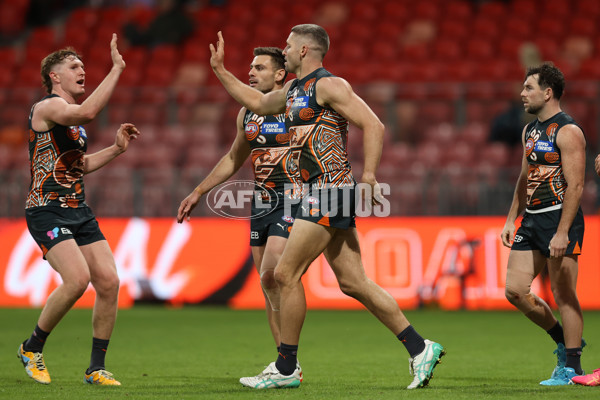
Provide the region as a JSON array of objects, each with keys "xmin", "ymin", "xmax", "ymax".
[
  {"xmin": 544, "ymin": 152, "xmax": 560, "ymax": 163},
  {"xmin": 525, "ymin": 138, "xmax": 535, "ymax": 157},
  {"xmin": 534, "ymin": 140, "xmax": 553, "ymax": 152},
  {"xmin": 245, "ymin": 121, "xmax": 260, "ymax": 140},
  {"xmin": 67, "ymin": 125, "xmax": 87, "ymax": 141},
  {"xmin": 282, "ymin": 215, "xmax": 295, "ymax": 223}
]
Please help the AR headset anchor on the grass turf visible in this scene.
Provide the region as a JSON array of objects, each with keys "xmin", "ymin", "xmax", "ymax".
[{"xmin": 1, "ymin": 306, "xmax": 599, "ymax": 399}]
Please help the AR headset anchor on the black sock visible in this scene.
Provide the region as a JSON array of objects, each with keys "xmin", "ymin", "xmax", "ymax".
[
  {"xmin": 546, "ymin": 322, "xmax": 564, "ymax": 345},
  {"xmin": 24, "ymin": 324, "xmax": 50, "ymax": 353},
  {"xmin": 275, "ymin": 342, "xmax": 297, "ymax": 376},
  {"xmin": 397, "ymin": 325, "xmax": 426, "ymax": 358},
  {"xmin": 86, "ymin": 338, "xmax": 110, "ymax": 374},
  {"xmin": 566, "ymin": 347, "xmax": 583, "ymax": 375}
]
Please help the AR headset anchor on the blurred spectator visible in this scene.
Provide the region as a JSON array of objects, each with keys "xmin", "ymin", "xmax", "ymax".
[
  {"xmin": 123, "ymin": 0, "xmax": 193, "ymax": 47},
  {"xmin": 489, "ymin": 98, "xmax": 530, "ymax": 147},
  {"xmin": 490, "ymin": 43, "xmax": 540, "ymax": 147}
]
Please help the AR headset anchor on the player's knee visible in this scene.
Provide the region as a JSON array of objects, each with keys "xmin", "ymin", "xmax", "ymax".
[
  {"xmin": 338, "ymin": 278, "xmax": 361, "ymax": 299},
  {"xmin": 260, "ymin": 270, "xmax": 278, "ymax": 292},
  {"xmin": 273, "ymin": 268, "xmax": 288, "ymax": 287},
  {"xmin": 65, "ymin": 274, "xmax": 91, "ymax": 298},
  {"xmin": 505, "ymin": 284, "xmax": 525, "ymax": 306},
  {"xmin": 93, "ymin": 270, "xmax": 120, "ymax": 297}
]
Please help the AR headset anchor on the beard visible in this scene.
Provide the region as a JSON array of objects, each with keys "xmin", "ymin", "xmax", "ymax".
[{"xmin": 525, "ymin": 102, "xmax": 543, "ymax": 115}]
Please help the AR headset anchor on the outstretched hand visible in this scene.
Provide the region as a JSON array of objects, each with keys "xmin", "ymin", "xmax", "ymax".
[
  {"xmin": 209, "ymin": 31, "xmax": 225, "ymax": 71},
  {"xmin": 115, "ymin": 123, "xmax": 139, "ymax": 153},
  {"xmin": 110, "ymin": 33, "xmax": 126, "ymax": 71}
]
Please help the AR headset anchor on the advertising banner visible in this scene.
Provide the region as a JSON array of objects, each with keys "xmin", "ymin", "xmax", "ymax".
[{"xmin": 1, "ymin": 216, "xmax": 598, "ymax": 310}]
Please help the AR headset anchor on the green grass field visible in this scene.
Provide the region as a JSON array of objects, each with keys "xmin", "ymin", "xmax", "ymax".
[{"xmin": 1, "ymin": 307, "xmax": 599, "ymax": 399}]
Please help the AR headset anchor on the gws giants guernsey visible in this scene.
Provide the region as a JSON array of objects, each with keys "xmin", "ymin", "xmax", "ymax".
[
  {"xmin": 285, "ymin": 68, "xmax": 353, "ymax": 188},
  {"xmin": 244, "ymin": 110, "xmax": 303, "ymax": 200},
  {"xmin": 26, "ymin": 94, "xmax": 87, "ymax": 209},
  {"xmin": 524, "ymin": 111, "xmax": 583, "ymax": 211}
]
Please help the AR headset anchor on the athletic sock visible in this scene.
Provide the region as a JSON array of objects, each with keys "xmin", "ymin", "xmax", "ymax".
[
  {"xmin": 275, "ymin": 342, "xmax": 297, "ymax": 376},
  {"xmin": 397, "ymin": 325, "xmax": 426, "ymax": 358},
  {"xmin": 86, "ymin": 338, "xmax": 110, "ymax": 374},
  {"xmin": 546, "ymin": 321, "xmax": 564, "ymax": 345},
  {"xmin": 24, "ymin": 324, "xmax": 50, "ymax": 353},
  {"xmin": 566, "ymin": 347, "xmax": 583, "ymax": 375}
]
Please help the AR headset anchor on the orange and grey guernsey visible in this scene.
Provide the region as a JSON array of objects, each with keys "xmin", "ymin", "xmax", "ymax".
[
  {"xmin": 523, "ymin": 111, "xmax": 582, "ymax": 212},
  {"xmin": 285, "ymin": 68, "xmax": 353, "ymax": 188},
  {"xmin": 244, "ymin": 109, "xmax": 303, "ymax": 199},
  {"xmin": 26, "ymin": 94, "xmax": 87, "ymax": 209}
]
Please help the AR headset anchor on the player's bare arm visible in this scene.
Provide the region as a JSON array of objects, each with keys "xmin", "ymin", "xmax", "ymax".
[
  {"xmin": 316, "ymin": 76, "xmax": 384, "ymax": 202},
  {"xmin": 83, "ymin": 123, "xmax": 140, "ymax": 174},
  {"xmin": 501, "ymin": 127, "xmax": 529, "ymax": 247},
  {"xmin": 209, "ymin": 31, "xmax": 287, "ymax": 115},
  {"xmin": 595, "ymin": 153, "xmax": 600, "ymax": 176},
  {"xmin": 34, "ymin": 34, "xmax": 125, "ymax": 129},
  {"xmin": 177, "ymin": 108, "xmax": 252, "ymax": 223},
  {"xmin": 548, "ymin": 124, "xmax": 586, "ymax": 258}
]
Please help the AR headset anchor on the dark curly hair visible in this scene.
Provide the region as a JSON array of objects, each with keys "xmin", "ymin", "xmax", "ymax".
[
  {"xmin": 525, "ymin": 62, "xmax": 565, "ymax": 100},
  {"xmin": 40, "ymin": 47, "xmax": 81, "ymax": 94}
]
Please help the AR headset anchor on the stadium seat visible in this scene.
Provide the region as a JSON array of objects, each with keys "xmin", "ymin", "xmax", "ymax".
[
  {"xmin": 66, "ymin": 6, "xmax": 98, "ymax": 31},
  {"xmin": 509, "ymin": 0, "xmax": 537, "ymax": 21},
  {"xmin": 28, "ymin": 27, "xmax": 57, "ymax": 49},
  {"xmin": 443, "ymin": 1, "xmax": 472, "ymax": 21},
  {"xmin": 437, "ymin": 20, "xmax": 469, "ymax": 41},
  {"xmin": 577, "ymin": 0, "xmax": 600, "ymax": 16},
  {"xmin": 465, "ymin": 37, "xmax": 494, "ymax": 60}
]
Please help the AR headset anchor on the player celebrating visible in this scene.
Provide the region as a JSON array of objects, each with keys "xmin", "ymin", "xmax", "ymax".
[
  {"xmin": 208, "ymin": 24, "xmax": 445, "ymax": 390},
  {"xmin": 18, "ymin": 34, "xmax": 139, "ymax": 386},
  {"xmin": 177, "ymin": 47, "xmax": 303, "ymax": 382}
]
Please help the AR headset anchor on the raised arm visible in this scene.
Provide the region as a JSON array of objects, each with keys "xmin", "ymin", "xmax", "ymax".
[
  {"xmin": 209, "ymin": 31, "xmax": 288, "ymax": 116},
  {"xmin": 177, "ymin": 108, "xmax": 252, "ymax": 222},
  {"xmin": 316, "ymin": 76, "xmax": 384, "ymax": 201},
  {"xmin": 548, "ymin": 124, "xmax": 586, "ymax": 257},
  {"xmin": 34, "ymin": 34, "xmax": 126, "ymax": 128}
]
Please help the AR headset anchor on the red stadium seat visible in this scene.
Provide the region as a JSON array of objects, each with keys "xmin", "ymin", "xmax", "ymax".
[
  {"xmin": 443, "ymin": 1, "xmax": 473, "ymax": 21},
  {"xmin": 509, "ymin": 0, "xmax": 537, "ymax": 21},
  {"xmin": 66, "ymin": 6, "xmax": 99, "ymax": 31},
  {"xmin": 28, "ymin": 27, "xmax": 57, "ymax": 49},
  {"xmin": 437, "ymin": 20, "xmax": 469, "ymax": 41},
  {"xmin": 465, "ymin": 37, "xmax": 494, "ymax": 61}
]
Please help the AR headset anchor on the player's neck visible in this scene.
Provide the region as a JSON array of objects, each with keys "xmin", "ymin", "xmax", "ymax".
[
  {"xmin": 536, "ymin": 103, "xmax": 561, "ymax": 123},
  {"xmin": 52, "ymin": 87, "xmax": 78, "ymax": 104},
  {"xmin": 296, "ymin": 61, "xmax": 322, "ymax": 80}
]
